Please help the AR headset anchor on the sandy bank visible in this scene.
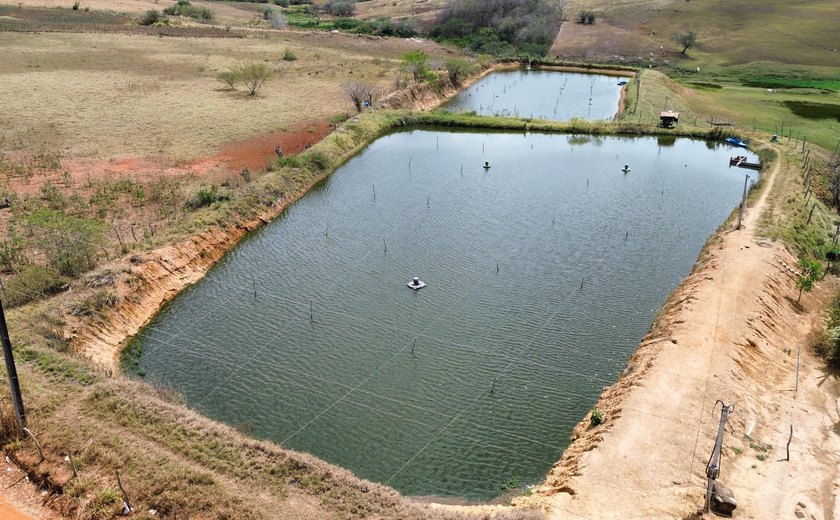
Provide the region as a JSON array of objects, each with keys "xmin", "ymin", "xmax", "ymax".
[{"xmin": 515, "ymin": 148, "xmax": 840, "ymax": 519}]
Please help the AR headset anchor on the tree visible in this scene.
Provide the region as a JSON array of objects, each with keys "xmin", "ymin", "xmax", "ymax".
[
  {"xmin": 322, "ymin": 0, "xmax": 355, "ymax": 16},
  {"xmin": 673, "ymin": 31, "xmax": 700, "ymax": 55},
  {"xmin": 401, "ymin": 50, "xmax": 430, "ymax": 83},
  {"xmin": 796, "ymin": 258, "xmax": 823, "ymax": 302},
  {"xmin": 445, "ymin": 58, "xmax": 478, "ymax": 86},
  {"xmin": 235, "ymin": 63, "xmax": 273, "ymax": 96},
  {"xmin": 342, "ymin": 82, "xmax": 377, "ymax": 112}
]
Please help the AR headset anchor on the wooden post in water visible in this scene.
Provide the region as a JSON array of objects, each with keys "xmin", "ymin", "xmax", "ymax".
[
  {"xmin": 411, "ymin": 338, "xmax": 416, "ymax": 356},
  {"xmin": 309, "ymin": 301, "xmax": 314, "ymax": 323},
  {"xmin": 736, "ymin": 173, "xmax": 749, "ymax": 230},
  {"xmin": 372, "ymin": 184, "xmax": 376, "ymax": 200},
  {"xmin": 383, "ymin": 238, "xmax": 387, "ymax": 253}
]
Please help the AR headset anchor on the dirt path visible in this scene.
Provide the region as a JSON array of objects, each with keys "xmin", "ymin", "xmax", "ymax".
[
  {"xmin": 0, "ymin": 463, "xmax": 63, "ymax": 520},
  {"xmin": 0, "ymin": 499, "xmax": 32, "ymax": 520},
  {"xmin": 524, "ymin": 150, "xmax": 840, "ymax": 519}
]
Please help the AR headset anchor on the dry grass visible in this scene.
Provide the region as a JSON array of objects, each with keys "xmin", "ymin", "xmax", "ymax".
[
  {"xmin": 5, "ymin": 0, "xmax": 264, "ymax": 25},
  {"xmin": 0, "ymin": 29, "xmax": 454, "ymax": 161},
  {"xmin": 353, "ymin": 0, "xmax": 449, "ymax": 23},
  {"xmin": 557, "ymin": 0, "xmax": 840, "ymax": 67}
]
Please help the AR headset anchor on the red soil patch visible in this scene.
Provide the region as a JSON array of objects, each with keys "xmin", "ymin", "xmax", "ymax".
[
  {"xmin": 7, "ymin": 118, "xmax": 335, "ymax": 196},
  {"xmin": 208, "ymin": 118, "xmax": 335, "ymax": 173}
]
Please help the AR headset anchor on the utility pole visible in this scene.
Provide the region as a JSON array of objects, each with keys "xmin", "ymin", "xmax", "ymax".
[
  {"xmin": 736, "ymin": 173, "xmax": 749, "ymax": 230},
  {"xmin": 705, "ymin": 401, "xmax": 735, "ymax": 513},
  {"xmin": 0, "ymin": 298, "xmax": 26, "ymax": 431}
]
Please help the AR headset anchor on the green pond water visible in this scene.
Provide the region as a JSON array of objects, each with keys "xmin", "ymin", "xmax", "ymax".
[
  {"xmin": 443, "ymin": 69, "xmax": 626, "ymax": 120},
  {"xmin": 129, "ymin": 129, "xmax": 757, "ymax": 500}
]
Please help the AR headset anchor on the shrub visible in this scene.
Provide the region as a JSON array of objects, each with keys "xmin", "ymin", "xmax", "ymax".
[
  {"xmin": 394, "ymin": 17, "xmax": 419, "ymax": 37},
  {"xmin": 163, "ymin": 0, "xmax": 213, "ymax": 21},
  {"xmin": 217, "ymin": 69, "xmax": 239, "ymax": 89},
  {"xmin": 139, "ymin": 9, "xmax": 161, "ymax": 26},
  {"xmin": 370, "ymin": 17, "xmax": 394, "ymax": 36},
  {"xmin": 445, "ymin": 57, "xmax": 478, "ymax": 86},
  {"xmin": 41, "ymin": 180, "xmax": 66, "ymax": 209},
  {"xmin": 72, "ymin": 1, "xmax": 80, "ymax": 10},
  {"xmin": 0, "ymin": 225, "xmax": 26, "ymax": 274},
  {"xmin": 590, "ymin": 408, "xmax": 604, "ymax": 426},
  {"xmin": 577, "ymin": 10, "xmax": 596, "ymax": 24},
  {"xmin": 282, "ymin": 48, "xmax": 297, "ymax": 61},
  {"xmin": 186, "ymin": 185, "xmax": 229, "ymax": 210},
  {"xmin": 401, "ymin": 50, "xmax": 430, "ymax": 83},
  {"xmin": 267, "ymin": 11, "xmax": 287, "ymax": 28},
  {"xmin": 4, "ymin": 265, "xmax": 65, "ymax": 307},
  {"xmin": 235, "ymin": 62, "xmax": 273, "ymax": 96},
  {"xmin": 274, "ymin": 0, "xmax": 289, "ymax": 6},
  {"xmin": 22, "ymin": 208, "xmax": 106, "ymax": 277},
  {"xmin": 429, "ymin": 0, "xmax": 561, "ymax": 56},
  {"xmin": 322, "ymin": 0, "xmax": 355, "ymax": 16},
  {"xmin": 68, "ymin": 290, "xmax": 118, "ymax": 317}
]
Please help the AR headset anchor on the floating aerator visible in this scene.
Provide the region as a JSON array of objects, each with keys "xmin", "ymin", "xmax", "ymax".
[{"xmin": 407, "ymin": 277, "xmax": 426, "ymax": 290}]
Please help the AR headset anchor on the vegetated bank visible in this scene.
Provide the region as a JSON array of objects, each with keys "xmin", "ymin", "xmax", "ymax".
[{"xmin": 3, "ymin": 58, "xmax": 837, "ymax": 518}]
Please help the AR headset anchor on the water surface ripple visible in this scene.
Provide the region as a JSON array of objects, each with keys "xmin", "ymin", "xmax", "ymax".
[
  {"xmin": 135, "ymin": 130, "xmax": 757, "ymax": 500},
  {"xmin": 444, "ymin": 69, "xmax": 625, "ymax": 120}
]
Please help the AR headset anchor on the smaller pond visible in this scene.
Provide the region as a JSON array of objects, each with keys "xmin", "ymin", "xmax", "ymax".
[{"xmin": 444, "ymin": 69, "xmax": 627, "ymax": 121}]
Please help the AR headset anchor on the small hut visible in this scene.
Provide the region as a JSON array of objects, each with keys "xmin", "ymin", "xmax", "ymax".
[{"xmin": 660, "ymin": 110, "xmax": 680, "ymax": 128}]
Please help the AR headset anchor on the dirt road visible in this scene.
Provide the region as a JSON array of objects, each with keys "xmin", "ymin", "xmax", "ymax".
[
  {"xmin": 0, "ymin": 498, "xmax": 33, "ymax": 520},
  {"xmin": 525, "ymin": 150, "xmax": 840, "ymax": 519}
]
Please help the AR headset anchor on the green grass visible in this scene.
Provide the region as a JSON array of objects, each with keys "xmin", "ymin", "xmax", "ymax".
[
  {"xmin": 284, "ymin": 6, "xmax": 335, "ymax": 30},
  {"xmin": 782, "ymin": 101, "xmax": 840, "ymax": 121}
]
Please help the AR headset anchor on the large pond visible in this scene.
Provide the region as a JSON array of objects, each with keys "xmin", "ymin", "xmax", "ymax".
[
  {"xmin": 129, "ymin": 130, "xmax": 757, "ymax": 500},
  {"xmin": 443, "ymin": 69, "xmax": 627, "ymax": 121}
]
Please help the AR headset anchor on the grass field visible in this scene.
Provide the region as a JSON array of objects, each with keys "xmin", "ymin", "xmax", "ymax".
[
  {"xmin": 555, "ymin": 0, "xmax": 840, "ymax": 152},
  {"xmin": 0, "ymin": 27, "xmax": 453, "ymax": 161}
]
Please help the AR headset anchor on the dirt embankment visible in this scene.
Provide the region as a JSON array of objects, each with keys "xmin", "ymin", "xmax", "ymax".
[
  {"xmin": 508, "ymin": 152, "xmax": 840, "ymax": 519},
  {"xmin": 68, "ymin": 67, "xmax": 503, "ymax": 371}
]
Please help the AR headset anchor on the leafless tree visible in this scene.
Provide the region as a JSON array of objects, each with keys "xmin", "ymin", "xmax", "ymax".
[{"xmin": 342, "ymin": 82, "xmax": 378, "ymax": 112}]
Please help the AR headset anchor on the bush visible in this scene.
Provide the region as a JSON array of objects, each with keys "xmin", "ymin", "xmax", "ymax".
[
  {"xmin": 590, "ymin": 408, "xmax": 604, "ymax": 426},
  {"xmin": 282, "ymin": 48, "xmax": 297, "ymax": 61},
  {"xmin": 186, "ymin": 185, "xmax": 229, "ymax": 210},
  {"xmin": 68, "ymin": 290, "xmax": 118, "ymax": 317},
  {"xmin": 394, "ymin": 17, "xmax": 419, "ymax": 37},
  {"xmin": 370, "ymin": 17, "xmax": 394, "ymax": 36},
  {"xmin": 0, "ymin": 225, "xmax": 26, "ymax": 274},
  {"xmin": 139, "ymin": 9, "xmax": 161, "ymax": 26},
  {"xmin": 578, "ymin": 10, "xmax": 596, "ymax": 24},
  {"xmin": 22, "ymin": 209, "xmax": 106, "ymax": 277},
  {"xmin": 322, "ymin": 0, "xmax": 355, "ymax": 16},
  {"xmin": 4, "ymin": 265, "xmax": 65, "ymax": 307},
  {"xmin": 217, "ymin": 69, "xmax": 239, "ymax": 90},
  {"xmin": 445, "ymin": 57, "xmax": 478, "ymax": 86},
  {"xmin": 163, "ymin": 0, "xmax": 213, "ymax": 21},
  {"xmin": 235, "ymin": 62, "xmax": 273, "ymax": 96},
  {"xmin": 429, "ymin": 0, "xmax": 561, "ymax": 56},
  {"xmin": 274, "ymin": 0, "xmax": 289, "ymax": 6}
]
